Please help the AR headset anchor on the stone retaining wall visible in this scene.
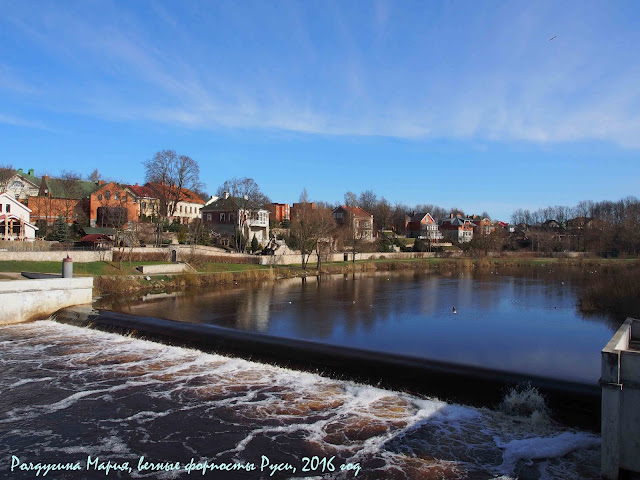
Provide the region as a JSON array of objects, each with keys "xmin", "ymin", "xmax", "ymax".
[{"xmin": 0, "ymin": 277, "xmax": 94, "ymax": 325}]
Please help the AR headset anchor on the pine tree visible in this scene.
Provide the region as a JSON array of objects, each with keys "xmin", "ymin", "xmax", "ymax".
[
  {"xmin": 53, "ymin": 216, "xmax": 69, "ymax": 242},
  {"xmin": 251, "ymin": 234, "xmax": 259, "ymax": 253}
]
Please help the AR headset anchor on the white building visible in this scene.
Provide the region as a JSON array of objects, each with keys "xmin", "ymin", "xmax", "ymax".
[
  {"xmin": 2, "ymin": 168, "xmax": 40, "ymax": 200},
  {"xmin": 0, "ymin": 193, "xmax": 38, "ymax": 240}
]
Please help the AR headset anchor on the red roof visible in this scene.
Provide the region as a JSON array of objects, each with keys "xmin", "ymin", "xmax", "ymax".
[
  {"xmin": 127, "ymin": 184, "xmax": 156, "ymax": 198},
  {"xmin": 79, "ymin": 234, "xmax": 113, "ymax": 243},
  {"xmin": 145, "ymin": 182, "xmax": 205, "ymax": 204},
  {"xmin": 340, "ymin": 205, "xmax": 372, "ymax": 218}
]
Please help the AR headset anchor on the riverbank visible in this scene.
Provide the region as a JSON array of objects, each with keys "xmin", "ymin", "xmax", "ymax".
[{"xmin": 2, "ymin": 256, "xmax": 639, "ymax": 316}]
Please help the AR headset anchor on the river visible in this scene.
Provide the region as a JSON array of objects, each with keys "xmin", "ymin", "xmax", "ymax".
[{"xmin": 2, "ymin": 269, "xmax": 613, "ymax": 478}]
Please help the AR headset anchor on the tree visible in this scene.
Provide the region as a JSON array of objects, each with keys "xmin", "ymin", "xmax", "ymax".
[
  {"xmin": 216, "ymin": 177, "xmax": 270, "ymax": 252},
  {"xmin": 0, "ymin": 165, "xmax": 16, "ymax": 193},
  {"xmin": 88, "ymin": 169, "xmax": 103, "ymax": 182},
  {"xmin": 143, "ymin": 149, "xmax": 203, "ymax": 246},
  {"xmin": 59, "ymin": 170, "xmax": 83, "ymax": 224},
  {"xmin": 290, "ymin": 190, "xmax": 335, "ymax": 270},
  {"xmin": 53, "ymin": 215, "xmax": 69, "ymax": 242},
  {"xmin": 251, "ymin": 234, "xmax": 259, "ymax": 253},
  {"xmin": 312, "ymin": 207, "xmax": 335, "ymax": 271},
  {"xmin": 290, "ymin": 189, "xmax": 316, "ymax": 269},
  {"xmin": 344, "ymin": 191, "xmax": 358, "ymax": 207}
]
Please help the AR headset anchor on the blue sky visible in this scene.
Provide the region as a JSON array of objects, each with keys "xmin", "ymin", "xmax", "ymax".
[{"xmin": 1, "ymin": 1, "xmax": 638, "ymax": 220}]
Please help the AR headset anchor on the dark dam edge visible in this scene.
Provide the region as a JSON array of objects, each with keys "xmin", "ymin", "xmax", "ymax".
[{"xmin": 52, "ymin": 306, "xmax": 601, "ymax": 430}]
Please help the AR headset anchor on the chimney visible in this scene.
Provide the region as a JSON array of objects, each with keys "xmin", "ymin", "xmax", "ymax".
[
  {"xmin": 43, "ymin": 175, "xmax": 49, "ymax": 180},
  {"xmin": 28, "ymin": 169, "xmax": 34, "ymax": 176},
  {"xmin": 17, "ymin": 168, "xmax": 23, "ymax": 174},
  {"xmin": 223, "ymin": 191, "xmax": 230, "ymax": 199},
  {"xmin": 450, "ymin": 213, "xmax": 454, "ymax": 219},
  {"xmin": 98, "ymin": 180, "xmax": 105, "ymax": 185}
]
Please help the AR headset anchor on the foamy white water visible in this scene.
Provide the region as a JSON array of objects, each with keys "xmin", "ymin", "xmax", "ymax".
[{"xmin": 0, "ymin": 320, "xmax": 600, "ymax": 479}]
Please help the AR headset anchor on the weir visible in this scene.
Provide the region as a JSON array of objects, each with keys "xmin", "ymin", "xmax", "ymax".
[{"xmin": 54, "ymin": 305, "xmax": 601, "ymax": 430}]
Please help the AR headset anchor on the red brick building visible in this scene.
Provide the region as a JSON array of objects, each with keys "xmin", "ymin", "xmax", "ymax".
[{"xmin": 267, "ymin": 203, "xmax": 290, "ymax": 223}]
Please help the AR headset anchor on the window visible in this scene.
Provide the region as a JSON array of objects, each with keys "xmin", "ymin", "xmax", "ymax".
[
  {"xmin": 114, "ymin": 192, "xmax": 120, "ymax": 200},
  {"xmin": 179, "ymin": 205, "xmax": 183, "ymax": 213},
  {"xmin": 220, "ymin": 213, "xmax": 225, "ymax": 221},
  {"xmin": 105, "ymin": 190, "xmax": 111, "ymax": 200},
  {"xmin": 141, "ymin": 202, "xmax": 146, "ymax": 209},
  {"xmin": 0, "ymin": 204, "xmax": 2, "ymax": 212},
  {"xmin": 98, "ymin": 194, "xmax": 103, "ymax": 201},
  {"xmin": 6, "ymin": 204, "xmax": 10, "ymax": 213},
  {"xmin": 207, "ymin": 213, "xmax": 212, "ymax": 221}
]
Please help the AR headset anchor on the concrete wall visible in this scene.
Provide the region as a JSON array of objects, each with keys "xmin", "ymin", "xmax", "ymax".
[
  {"xmin": 601, "ymin": 317, "xmax": 640, "ymax": 479},
  {"xmin": 258, "ymin": 251, "xmax": 438, "ymax": 265},
  {"xmin": 0, "ymin": 250, "xmax": 112, "ymax": 262},
  {"xmin": 0, "ymin": 277, "xmax": 94, "ymax": 325},
  {"xmin": 136, "ymin": 263, "xmax": 195, "ymax": 274}
]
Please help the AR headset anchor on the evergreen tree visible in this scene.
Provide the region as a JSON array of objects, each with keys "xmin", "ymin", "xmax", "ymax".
[
  {"xmin": 53, "ymin": 216, "xmax": 69, "ymax": 242},
  {"xmin": 251, "ymin": 234, "xmax": 259, "ymax": 253}
]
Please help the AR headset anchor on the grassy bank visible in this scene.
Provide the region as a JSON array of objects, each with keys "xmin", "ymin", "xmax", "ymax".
[
  {"xmin": 578, "ymin": 269, "xmax": 640, "ymax": 318},
  {"xmin": 3, "ymin": 257, "xmax": 639, "ymax": 318},
  {"xmin": 0, "ymin": 260, "xmax": 168, "ymax": 276}
]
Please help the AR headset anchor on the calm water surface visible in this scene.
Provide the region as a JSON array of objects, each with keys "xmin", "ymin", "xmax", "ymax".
[{"xmin": 102, "ymin": 270, "xmax": 616, "ymax": 384}]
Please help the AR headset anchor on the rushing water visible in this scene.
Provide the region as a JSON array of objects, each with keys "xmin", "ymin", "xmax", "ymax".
[
  {"xmin": 1, "ymin": 321, "xmax": 601, "ymax": 480},
  {"xmin": 101, "ymin": 270, "xmax": 616, "ymax": 384}
]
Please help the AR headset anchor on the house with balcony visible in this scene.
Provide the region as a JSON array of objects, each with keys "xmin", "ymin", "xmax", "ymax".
[
  {"xmin": 440, "ymin": 214, "xmax": 476, "ymax": 243},
  {"xmin": 332, "ymin": 205, "xmax": 374, "ymax": 241},
  {"xmin": 0, "ymin": 192, "xmax": 38, "ymax": 240},
  {"xmin": 201, "ymin": 192, "xmax": 270, "ymax": 247},
  {"xmin": 406, "ymin": 212, "xmax": 443, "ymax": 240}
]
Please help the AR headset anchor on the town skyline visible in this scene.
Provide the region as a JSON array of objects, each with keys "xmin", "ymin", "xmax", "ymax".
[{"xmin": 1, "ymin": 1, "xmax": 639, "ymax": 220}]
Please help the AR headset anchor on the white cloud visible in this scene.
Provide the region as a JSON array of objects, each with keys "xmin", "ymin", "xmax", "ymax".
[{"xmin": 2, "ymin": 1, "xmax": 638, "ymax": 148}]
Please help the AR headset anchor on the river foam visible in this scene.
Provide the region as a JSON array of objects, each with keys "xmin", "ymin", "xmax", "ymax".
[{"xmin": 0, "ymin": 320, "xmax": 600, "ymax": 479}]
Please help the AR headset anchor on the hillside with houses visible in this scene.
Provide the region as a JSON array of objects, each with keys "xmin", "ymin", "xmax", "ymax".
[{"xmin": 1, "ymin": 160, "xmax": 639, "ymax": 259}]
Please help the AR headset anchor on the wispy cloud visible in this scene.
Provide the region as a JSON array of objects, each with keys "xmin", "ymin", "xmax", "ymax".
[
  {"xmin": 1, "ymin": 1, "xmax": 639, "ymax": 148},
  {"xmin": 0, "ymin": 112, "xmax": 52, "ymax": 131}
]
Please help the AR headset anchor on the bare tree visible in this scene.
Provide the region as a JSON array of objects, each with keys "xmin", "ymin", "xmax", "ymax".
[
  {"xmin": 344, "ymin": 191, "xmax": 358, "ymax": 207},
  {"xmin": 144, "ymin": 150, "xmax": 202, "ymax": 218},
  {"xmin": 290, "ymin": 189, "xmax": 315, "ymax": 269},
  {"xmin": 59, "ymin": 171, "xmax": 83, "ymax": 224},
  {"xmin": 144, "ymin": 149, "xmax": 203, "ymax": 246},
  {"xmin": 0, "ymin": 165, "xmax": 16, "ymax": 193},
  {"xmin": 87, "ymin": 169, "xmax": 103, "ymax": 182},
  {"xmin": 312, "ymin": 207, "xmax": 336, "ymax": 271}
]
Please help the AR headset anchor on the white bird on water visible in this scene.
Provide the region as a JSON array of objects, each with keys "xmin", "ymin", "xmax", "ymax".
[{"xmin": 452, "ymin": 307, "xmax": 457, "ymax": 314}]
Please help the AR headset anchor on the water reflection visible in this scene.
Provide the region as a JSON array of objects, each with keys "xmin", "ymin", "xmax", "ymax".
[{"xmin": 100, "ymin": 269, "xmax": 618, "ymax": 384}]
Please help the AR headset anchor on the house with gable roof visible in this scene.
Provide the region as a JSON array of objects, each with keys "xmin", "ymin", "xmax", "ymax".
[
  {"xmin": 406, "ymin": 212, "xmax": 443, "ymax": 240},
  {"xmin": 0, "ymin": 192, "xmax": 38, "ymax": 240},
  {"xmin": 27, "ymin": 175, "xmax": 101, "ymax": 226},
  {"xmin": 440, "ymin": 214, "xmax": 476, "ymax": 243},
  {"xmin": 2, "ymin": 168, "xmax": 41, "ymax": 200},
  {"xmin": 201, "ymin": 192, "xmax": 269, "ymax": 247},
  {"xmin": 332, "ymin": 205, "xmax": 374, "ymax": 241}
]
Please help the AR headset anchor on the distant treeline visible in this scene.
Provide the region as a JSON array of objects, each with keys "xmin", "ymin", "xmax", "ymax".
[{"xmin": 509, "ymin": 197, "xmax": 640, "ymax": 256}]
